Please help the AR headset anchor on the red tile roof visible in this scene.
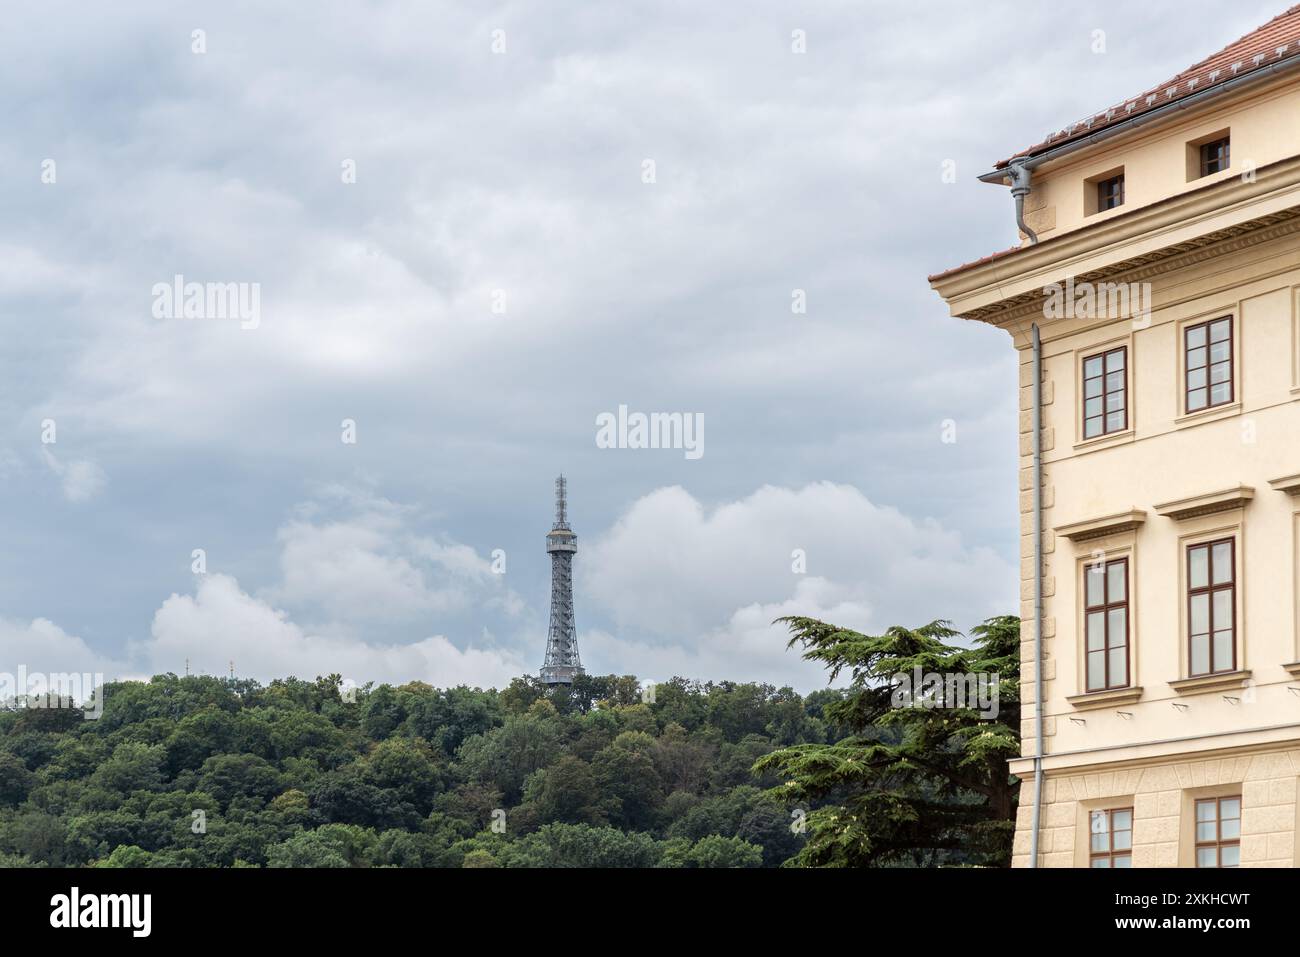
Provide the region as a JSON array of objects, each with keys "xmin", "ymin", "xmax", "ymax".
[{"xmin": 998, "ymin": 4, "xmax": 1300, "ymax": 168}]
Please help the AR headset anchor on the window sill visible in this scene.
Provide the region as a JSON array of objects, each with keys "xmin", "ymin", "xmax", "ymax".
[
  {"xmin": 1174, "ymin": 401, "xmax": 1241, "ymax": 428},
  {"xmin": 1067, "ymin": 686, "xmax": 1144, "ymax": 711},
  {"xmin": 1072, "ymin": 429, "xmax": 1135, "ymax": 455},
  {"xmin": 1282, "ymin": 662, "xmax": 1300, "ymax": 678},
  {"xmin": 1168, "ymin": 670, "xmax": 1252, "ymax": 696}
]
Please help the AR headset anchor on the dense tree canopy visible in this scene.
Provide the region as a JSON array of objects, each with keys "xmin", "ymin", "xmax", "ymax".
[{"xmin": 0, "ymin": 672, "xmax": 842, "ymax": 868}]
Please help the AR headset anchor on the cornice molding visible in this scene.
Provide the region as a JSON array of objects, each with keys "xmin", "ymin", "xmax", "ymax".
[
  {"xmin": 1267, "ymin": 473, "xmax": 1300, "ymax": 496},
  {"xmin": 1154, "ymin": 485, "xmax": 1255, "ymax": 521},
  {"xmin": 1054, "ymin": 509, "xmax": 1147, "ymax": 543},
  {"xmin": 931, "ymin": 153, "xmax": 1300, "ymax": 326}
]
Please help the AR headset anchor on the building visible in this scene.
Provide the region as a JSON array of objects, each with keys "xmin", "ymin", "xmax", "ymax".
[
  {"xmin": 931, "ymin": 6, "xmax": 1300, "ymax": 867},
  {"xmin": 540, "ymin": 475, "xmax": 585, "ymax": 685}
]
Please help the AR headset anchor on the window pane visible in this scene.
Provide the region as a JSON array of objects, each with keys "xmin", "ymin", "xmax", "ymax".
[
  {"xmin": 1107, "ymin": 562, "xmax": 1126, "ymax": 601},
  {"xmin": 1088, "ymin": 651, "xmax": 1105, "ymax": 690},
  {"xmin": 1105, "ymin": 411, "xmax": 1124, "ymax": 432},
  {"xmin": 1091, "ymin": 858, "xmax": 1110, "ymax": 868},
  {"xmin": 1220, "ymin": 845, "xmax": 1240, "ymax": 868},
  {"xmin": 1190, "ymin": 594, "xmax": 1209, "ymax": 635},
  {"xmin": 1213, "ymin": 631, "xmax": 1233, "ymax": 672},
  {"xmin": 1187, "ymin": 326, "xmax": 1206, "ymax": 349},
  {"xmin": 1187, "ymin": 345, "xmax": 1207, "ymax": 369},
  {"xmin": 1112, "ymin": 810, "xmax": 1132, "ymax": 831},
  {"xmin": 1196, "ymin": 800, "xmax": 1217, "ymax": 822},
  {"xmin": 1220, "ymin": 798, "xmax": 1240, "ymax": 819},
  {"xmin": 1085, "ymin": 397, "xmax": 1102, "ymax": 418},
  {"xmin": 1113, "ymin": 855, "xmax": 1131, "ymax": 868},
  {"xmin": 1108, "ymin": 647, "xmax": 1126, "ymax": 686},
  {"xmin": 1188, "ymin": 387, "xmax": 1207, "ymax": 411},
  {"xmin": 1087, "ymin": 568, "xmax": 1105, "ymax": 607},
  {"xmin": 1106, "ymin": 370, "xmax": 1124, "ymax": 392},
  {"xmin": 1210, "ymin": 361, "xmax": 1230, "ymax": 383},
  {"xmin": 1091, "ymin": 831, "xmax": 1108, "ymax": 852},
  {"xmin": 1087, "ymin": 612, "xmax": 1105, "ymax": 650},
  {"xmin": 1108, "ymin": 608, "xmax": 1127, "ymax": 643},
  {"xmin": 1221, "ymin": 818, "xmax": 1240, "ymax": 840},
  {"xmin": 1106, "ymin": 390, "xmax": 1124, "ymax": 412},
  {"xmin": 1085, "ymin": 416, "xmax": 1102, "ymax": 438},
  {"xmin": 1090, "ymin": 810, "xmax": 1108, "ymax": 833},
  {"xmin": 1210, "ymin": 381, "xmax": 1231, "ymax": 405},
  {"xmin": 1085, "ymin": 376, "xmax": 1102, "ymax": 398},
  {"xmin": 1113, "ymin": 829, "xmax": 1131, "ymax": 851},
  {"xmin": 1190, "ymin": 547, "xmax": 1209, "ymax": 589},
  {"xmin": 1197, "ymin": 821, "xmax": 1217, "ymax": 842},
  {"xmin": 1107, "ymin": 349, "xmax": 1125, "ymax": 369},
  {"xmin": 1084, "ymin": 356, "xmax": 1103, "ymax": 378},
  {"xmin": 1210, "ymin": 339, "xmax": 1230, "ymax": 363},
  {"xmin": 1187, "ymin": 367, "xmax": 1206, "ymax": 390},
  {"xmin": 1191, "ymin": 633, "xmax": 1210, "ymax": 676},
  {"xmin": 1212, "ymin": 542, "xmax": 1232, "ymax": 583},
  {"xmin": 1210, "ymin": 319, "xmax": 1230, "ymax": 342},
  {"xmin": 1197, "ymin": 847, "xmax": 1218, "ymax": 868}
]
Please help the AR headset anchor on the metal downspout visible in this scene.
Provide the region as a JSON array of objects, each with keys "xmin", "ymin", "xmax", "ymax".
[
  {"xmin": 1006, "ymin": 159, "xmax": 1038, "ymax": 245},
  {"xmin": 1029, "ymin": 322, "xmax": 1044, "ymax": 867}
]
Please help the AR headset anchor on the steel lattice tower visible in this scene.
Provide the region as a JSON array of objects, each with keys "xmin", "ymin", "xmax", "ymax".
[{"xmin": 540, "ymin": 475, "xmax": 584, "ymax": 685}]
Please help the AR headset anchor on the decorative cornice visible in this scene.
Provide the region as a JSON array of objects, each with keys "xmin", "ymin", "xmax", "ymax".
[
  {"xmin": 1267, "ymin": 473, "xmax": 1300, "ymax": 496},
  {"xmin": 961, "ymin": 209, "xmax": 1300, "ymax": 326},
  {"xmin": 931, "ymin": 152, "xmax": 1300, "ymax": 326},
  {"xmin": 1154, "ymin": 485, "xmax": 1255, "ymax": 521},
  {"xmin": 1054, "ymin": 509, "xmax": 1147, "ymax": 543}
]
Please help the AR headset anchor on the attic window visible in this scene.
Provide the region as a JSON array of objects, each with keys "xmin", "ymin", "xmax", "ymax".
[
  {"xmin": 1200, "ymin": 137, "xmax": 1230, "ymax": 176},
  {"xmin": 1097, "ymin": 174, "xmax": 1125, "ymax": 211},
  {"xmin": 1187, "ymin": 130, "xmax": 1231, "ymax": 181}
]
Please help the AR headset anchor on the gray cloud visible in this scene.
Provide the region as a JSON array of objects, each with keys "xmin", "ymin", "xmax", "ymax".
[{"xmin": 1, "ymin": 0, "xmax": 1279, "ymax": 689}]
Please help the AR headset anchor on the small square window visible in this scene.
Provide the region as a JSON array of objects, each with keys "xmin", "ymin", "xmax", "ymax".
[
  {"xmin": 1200, "ymin": 137, "xmax": 1230, "ymax": 177},
  {"xmin": 1097, "ymin": 175, "xmax": 1125, "ymax": 211}
]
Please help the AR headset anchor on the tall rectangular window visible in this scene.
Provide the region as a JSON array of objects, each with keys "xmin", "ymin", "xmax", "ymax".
[
  {"xmin": 1089, "ymin": 808, "xmax": 1133, "ymax": 867},
  {"xmin": 1085, "ymin": 558, "xmax": 1129, "ymax": 691},
  {"xmin": 1185, "ymin": 316, "xmax": 1233, "ymax": 412},
  {"xmin": 1188, "ymin": 539, "xmax": 1235, "ymax": 677},
  {"xmin": 1097, "ymin": 174, "xmax": 1125, "ymax": 211},
  {"xmin": 1083, "ymin": 347, "xmax": 1127, "ymax": 439},
  {"xmin": 1195, "ymin": 797, "xmax": 1241, "ymax": 868},
  {"xmin": 1200, "ymin": 137, "xmax": 1230, "ymax": 176}
]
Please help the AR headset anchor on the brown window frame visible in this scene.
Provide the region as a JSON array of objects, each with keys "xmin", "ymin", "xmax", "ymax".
[
  {"xmin": 1187, "ymin": 538, "xmax": 1236, "ymax": 678},
  {"xmin": 1184, "ymin": 316, "xmax": 1234, "ymax": 413},
  {"xmin": 1089, "ymin": 807, "xmax": 1133, "ymax": 868},
  {"xmin": 1199, "ymin": 137, "xmax": 1230, "ymax": 177},
  {"xmin": 1194, "ymin": 796, "xmax": 1241, "ymax": 868},
  {"xmin": 1082, "ymin": 346, "xmax": 1128, "ymax": 439},
  {"xmin": 1085, "ymin": 557, "xmax": 1130, "ymax": 692},
  {"xmin": 1097, "ymin": 174, "xmax": 1124, "ymax": 211}
]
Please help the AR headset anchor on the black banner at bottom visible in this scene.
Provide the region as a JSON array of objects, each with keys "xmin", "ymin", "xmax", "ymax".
[{"xmin": 0, "ymin": 865, "xmax": 1278, "ymax": 942}]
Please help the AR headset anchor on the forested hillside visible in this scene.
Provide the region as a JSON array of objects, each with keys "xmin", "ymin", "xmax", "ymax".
[{"xmin": 0, "ymin": 673, "xmax": 842, "ymax": 867}]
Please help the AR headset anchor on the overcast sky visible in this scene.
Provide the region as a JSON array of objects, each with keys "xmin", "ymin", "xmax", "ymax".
[{"xmin": 0, "ymin": 0, "xmax": 1285, "ymax": 692}]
